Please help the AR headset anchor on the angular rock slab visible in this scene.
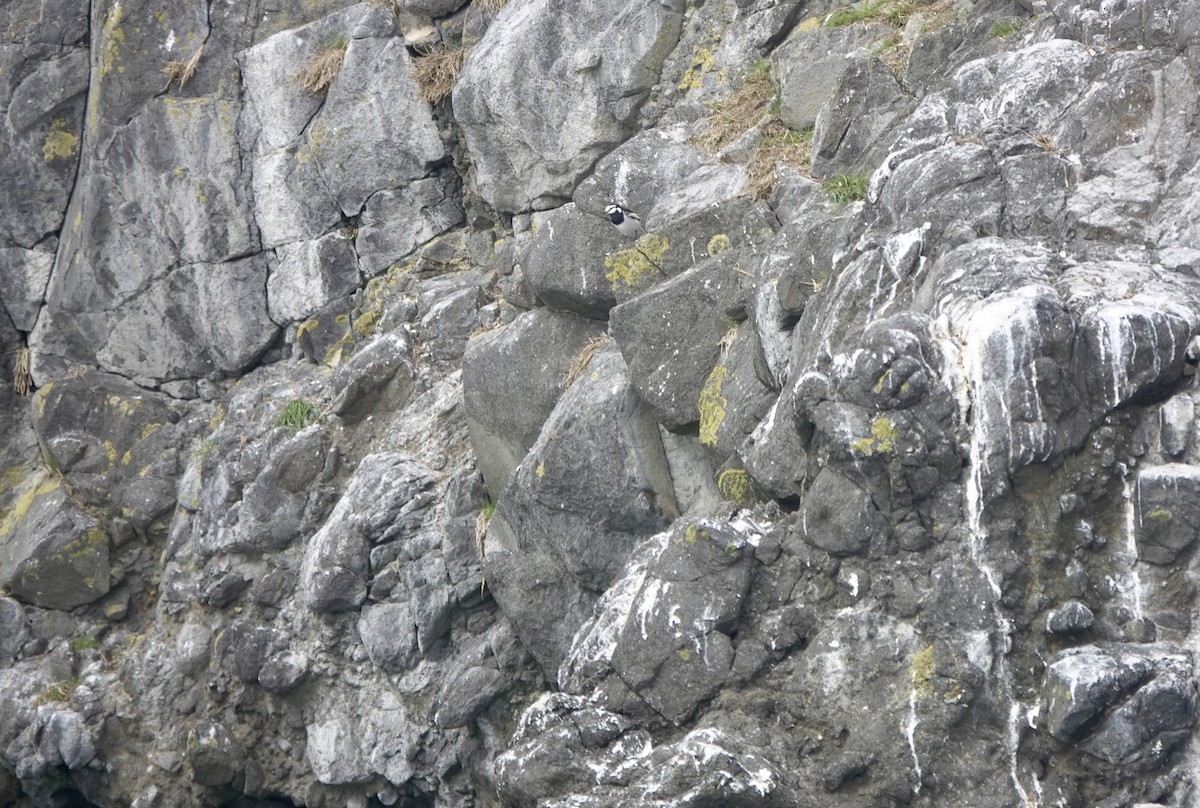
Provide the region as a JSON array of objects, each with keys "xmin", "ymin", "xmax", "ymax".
[
  {"xmin": 301, "ymin": 453, "xmax": 436, "ymax": 612},
  {"xmin": 518, "ymin": 204, "xmax": 627, "ymax": 318},
  {"xmin": 306, "ymin": 34, "xmax": 445, "ymax": 216},
  {"xmin": 267, "ymin": 232, "xmax": 360, "ymax": 324},
  {"xmin": 0, "ymin": 473, "xmax": 108, "ymax": 610},
  {"xmin": 490, "ymin": 343, "xmax": 677, "ymax": 591},
  {"xmin": 1044, "ymin": 646, "xmax": 1154, "ymax": 741},
  {"xmin": 454, "ymin": 0, "xmax": 683, "ymax": 212},
  {"xmin": 610, "ymin": 251, "xmax": 747, "ymax": 431},
  {"xmin": 463, "ymin": 307, "xmax": 605, "ymax": 497},
  {"xmin": 1135, "ymin": 464, "xmax": 1200, "ymax": 565},
  {"xmin": 0, "ymin": 46, "xmax": 88, "ymax": 248},
  {"xmin": 560, "ymin": 519, "xmax": 756, "ymax": 723},
  {"xmin": 33, "ymin": 370, "xmax": 204, "ymax": 536}
]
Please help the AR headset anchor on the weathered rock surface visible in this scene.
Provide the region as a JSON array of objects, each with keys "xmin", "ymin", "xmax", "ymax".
[{"xmin": 7, "ymin": 0, "xmax": 1200, "ymax": 806}]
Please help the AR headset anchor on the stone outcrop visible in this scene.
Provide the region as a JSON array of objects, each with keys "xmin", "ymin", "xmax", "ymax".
[{"xmin": 4, "ymin": 0, "xmax": 1200, "ymax": 806}]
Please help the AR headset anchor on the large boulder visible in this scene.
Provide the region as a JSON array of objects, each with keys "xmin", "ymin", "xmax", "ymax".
[
  {"xmin": 488, "ymin": 342, "xmax": 677, "ymax": 591},
  {"xmin": 453, "ymin": 0, "xmax": 684, "ymax": 212},
  {"xmin": 463, "ymin": 307, "xmax": 605, "ymax": 496},
  {"xmin": 610, "ymin": 251, "xmax": 748, "ymax": 431}
]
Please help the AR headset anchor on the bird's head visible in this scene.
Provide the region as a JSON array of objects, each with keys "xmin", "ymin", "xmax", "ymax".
[{"xmin": 605, "ymin": 204, "xmax": 622, "ymax": 217}]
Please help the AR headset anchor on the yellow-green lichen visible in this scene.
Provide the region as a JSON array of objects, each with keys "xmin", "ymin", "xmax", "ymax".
[
  {"xmin": 911, "ymin": 644, "xmax": 936, "ymax": 699},
  {"xmin": 535, "ymin": 462, "xmax": 546, "ymax": 479},
  {"xmin": 851, "ymin": 416, "xmax": 900, "ymax": 456},
  {"xmin": 99, "ymin": 3, "xmax": 127, "ymax": 78},
  {"xmin": 683, "ymin": 523, "xmax": 708, "ymax": 545},
  {"xmin": 1147, "ymin": 508, "xmax": 1172, "ymax": 521},
  {"xmin": 678, "ymin": 40, "xmax": 717, "ymax": 92},
  {"xmin": 717, "ymin": 468, "xmax": 756, "ymax": 508},
  {"xmin": 0, "ymin": 473, "xmax": 61, "ymax": 539},
  {"xmin": 604, "ymin": 234, "xmax": 669, "ymax": 293},
  {"xmin": 42, "ymin": 118, "xmax": 79, "ymax": 163},
  {"xmin": 678, "ymin": 648, "xmax": 693, "ymax": 661},
  {"xmin": 707, "ymin": 233, "xmax": 732, "ymax": 256},
  {"xmin": 698, "ymin": 365, "xmax": 729, "ymax": 447}
]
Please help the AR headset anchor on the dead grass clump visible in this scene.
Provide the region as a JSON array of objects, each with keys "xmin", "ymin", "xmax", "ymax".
[
  {"xmin": 693, "ymin": 59, "xmax": 775, "ymax": 156},
  {"xmin": 746, "ymin": 121, "xmax": 813, "ymax": 200},
  {"xmin": 298, "ymin": 37, "xmax": 348, "ymax": 96},
  {"xmin": 477, "ymin": 0, "xmax": 509, "ymax": 11},
  {"xmin": 162, "ymin": 45, "xmax": 204, "ymax": 93},
  {"xmin": 411, "ymin": 46, "xmax": 466, "ymax": 103},
  {"xmin": 694, "ymin": 60, "xmax": 813, "ymax": 200},
  {"xmin": 13, "ymin": 346, "xmax": 31, "ymax": 396},
  {"xmin": 563, "ymin": 334, "xmax": 610, "ymax": 389}
]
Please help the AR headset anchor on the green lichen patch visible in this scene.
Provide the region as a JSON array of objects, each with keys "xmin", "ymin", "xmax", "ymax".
[
  {"xmin": 604, "ymin": 234, "xmax": 669, "ymax": 293},
  {"xmin": 0, "ymin": 472, "xmax": 60, "ymax": 539},
  {"xmin": 698, "ymin": 365, "xmax": 729, "ymax": 447},
  {"xmin": 717, "ymin": 468, "xmax": 757, "ymax": 508},
  {"xmin": 43, "ymin": 118, "xmax": 79, "ymax": 163},
  {"xmin": 910, "ymin": 644, "xmax": 936, "ymax": 699},
  {"xmin": 99, "ymin": 3, "xmax": 127, "ymax": 78},
  {"xmin": 851, "ymin": 416, "xmax": 900, "ymax": 456},
  {"xmin": 707, "ymin": 233, "xmax": 732, "ymax": 256}
]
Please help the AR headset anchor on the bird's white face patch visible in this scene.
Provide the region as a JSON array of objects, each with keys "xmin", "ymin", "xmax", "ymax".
[{"xmin": 605, "ymin": 204, "xmax": 621, "ymax": 216}]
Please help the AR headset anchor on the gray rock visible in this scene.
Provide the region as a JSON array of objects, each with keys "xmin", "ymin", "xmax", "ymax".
[
  {"xmin": 267, "ymin": 232, "xmax": 360, "ymax": 324},
  {"xmin": 799, "ymin": 467, "xmax": 888, "ymax": 556},
  {"xmin": 0, "ymin": 598, "xmax": 28, "ymax": 664},
  {"xmin": 307, "ymin": 31, "xmax": 445, "ymax": 217},
  {"xmin": 357, "ymin": 176, "xmax": 464, "ymax": 278},
  {"xmin": 0, "ymin": 475, "xmax": 108, "ymax": 610},
  {"xmin": 485, "ymin": 551, "xmax": 595, "ymax": 675},
  {"xmin": 1135, "ymin": 464, "xmax": 1200, "ymax": 564},
  {"xmin": 216, "ymin": 619, "xmax": 280, "ymax": 682},
  {"xmin": 1080, "ymin": 664, "xmax": 1197, "ymax": 770},
  {"xmin": 1045, "ymin": 601, "xmax": 1095, "ymax": 634},
  {"xmin": 33, "ymin": 369, "xmax": 203, "ymax": 538},
  {"xmin": 463, "ymin": 307, "xmax": 605, "ymax": 497},
  {"xmin": 1159, "ymin": 396, "xmax": 1193, "ymax": 457},
  {"xmin": 300, "ymin": 453, "xmax": 436, "ymax": 612},
  {"xmin": 330, "ymin": 332, "xmax": 415, "ymax": 421},
  {"xmin": 610, "ymin": 251, "xmax": 747, "ymax": 431},
  {"xmin": 811, "ymin": 56, "xmax": 915, "ymax": 177},
  {"xmin": 0, "ymin": 248, "xmax": 54, "ymax": 330},
  {"xmin": 258, "ymin": 650, "xmax": 308, "ymax": 693},
  {"xmin": 453, "ymin": 0, "xmax": 684, "ymax": 211},
  {"xmin": 434, "ymin": 665, "xmax": 506, "ymax": 728},
  {"xmin": 490, "ymin": 343, "xmax": 677, "ymax": 591},
  {"xmin": 174, "ymin": 623, "xmax": 213, "ymax": 676},
  {"xmin": 306, "ymin": 716, "xmax": 370, "ymax": 785},
  {"xmin": 418, "ymin": 284, "xmax": 486, "ymax": 362},
  {"xmin": 1044, "ymin": 646, "xmax": 1154, "ymax": 740},
  {"xmin": 775, "ymin": 23, "xmax": 891, "ymax": 132},
  {"xmin": 358, "ymin": 601, "xmax": 420, "ymax": 673},
  {"xmin": 235, "ymin": 425, "xmax": 337, "ymax": 553},
  {"xmin": 0, "ymin": 46, "xmax": 87, "ymax": 249},
  {"xmin": 560, "ymin": 519, "xmax": 755, "ymax": 723},
  {"xmin": 518, "ymin": 204, "xmax": 625, "ymax": 318},
  {"xmin": 187, "ymin": 720, "xmax": 241, "ymax": 787}
]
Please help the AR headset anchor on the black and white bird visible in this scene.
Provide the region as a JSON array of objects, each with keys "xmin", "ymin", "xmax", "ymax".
[{"xmin": 605, "ymin": 203, "xmax": 645, "ymax": 239}]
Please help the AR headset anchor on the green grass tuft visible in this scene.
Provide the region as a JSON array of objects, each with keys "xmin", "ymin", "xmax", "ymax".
[
  {"xmin": 273, "ymin": 399, "xmax": 320, "ymax": 433},
  {"xmin": 822, "ymin": 172, "xmax": 871, "ymax": 205},
  {"xmin": 989, "ymin": 19, "xmax": 1023, "ymax": 37},
  {"xmin": 72, "ymin": 635, "xmax": 101, "ymax": 652}
]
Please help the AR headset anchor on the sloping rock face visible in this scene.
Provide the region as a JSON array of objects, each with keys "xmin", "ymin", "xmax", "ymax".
[{"xmin": 5, "ymin": 0, "xmax": 1200, "ymax": 806}]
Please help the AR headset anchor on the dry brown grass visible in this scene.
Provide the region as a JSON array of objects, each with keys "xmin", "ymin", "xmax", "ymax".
[
  {"xmin": 161, "ymin": 45, "xmax": 204, "ymax": 93},
  {"xmin": 297, "ymin": 37, "xmax": 348, "ymax": 96},
  {"xmin": 693, "ymin": 60, "xmax": 776, "ymax": 155},
  {"xmin": 694, "ymin": 60, "xmax": 813, "ymax": 200},
  {"xmin": 13, "ymin": 346, "xmax": 31, "ymax": 396},
  {"xmin": 1033, "ymin": 132, "xmax": 1057, "ymax": 153},
  {"xmin": 477, "ymin": 0, "xmax": 509, "ymax": 11},
  {"xmin": 411, "ymin": 46, "xmax": 466, "ymax": 103},
  {"xmin": 562, "ymin": 334, "xmax": 610, "ymax": 390}
]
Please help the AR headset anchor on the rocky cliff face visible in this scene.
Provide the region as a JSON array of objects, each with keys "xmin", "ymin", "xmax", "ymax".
[{"xmin": 3, "ymin": 0, "xmax": 1200, "ymax": 805}]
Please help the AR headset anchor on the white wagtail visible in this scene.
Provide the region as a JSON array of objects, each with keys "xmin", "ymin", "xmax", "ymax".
[{"xmin": 605, "ymin": 203, "xmax": 645, "ymax": 239}]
